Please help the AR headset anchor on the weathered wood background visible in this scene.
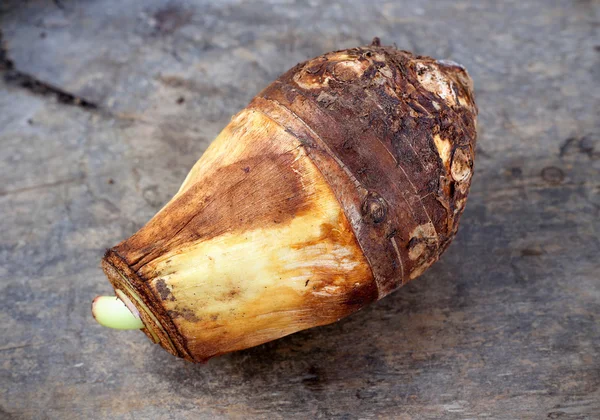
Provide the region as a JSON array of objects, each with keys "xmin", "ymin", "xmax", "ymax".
[{"xmin": 1, "ymin": 0, "xmax": 599, "ymax": 418}]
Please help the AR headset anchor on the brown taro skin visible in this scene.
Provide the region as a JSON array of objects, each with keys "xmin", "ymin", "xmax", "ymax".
[
  {"xmin": 252, "ymin": 38, "xmax": 478, "ymax": 297},
  {"xmin": 101, "ymin": 40, "xmax": 478, "ymax": 361}
]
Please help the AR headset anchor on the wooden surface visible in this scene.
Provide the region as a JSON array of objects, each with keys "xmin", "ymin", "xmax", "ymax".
[{"xmin": 1, "ymin": 0, "xmax": 598, "ymax": 418}]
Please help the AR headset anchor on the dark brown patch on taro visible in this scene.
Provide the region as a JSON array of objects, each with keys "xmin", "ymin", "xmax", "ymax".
[
  {"xmin": 168, "ymin": 308, "xmax": 200, "ymax": 323},
  {"xmin": 341, "ymin": 279, "xmax": 379, "ymax": 307},
  {"xmin": 224, "ymin": 288, "xmax": 241, "ymax": 301},
  {"xmin": 155, "ymin": 278, "xmax": 175, "ymax": 302},
  {"xmin": 115, "ymin": 149, "xmax": 310, "ymax": 274}
]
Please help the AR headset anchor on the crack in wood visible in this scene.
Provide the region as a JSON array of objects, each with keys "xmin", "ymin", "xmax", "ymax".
[
  {"xmin": 0, "ymin": 28, "xmax": 99, "ymax": 110},
  {"xmin": 0, "ymin": 176, "xmax": 86, "ymax": 197}
]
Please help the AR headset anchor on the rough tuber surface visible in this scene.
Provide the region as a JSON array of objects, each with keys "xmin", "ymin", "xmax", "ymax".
[{"xmin": 96, "ymin": 40, "xmax": 478, "ymax": 362}]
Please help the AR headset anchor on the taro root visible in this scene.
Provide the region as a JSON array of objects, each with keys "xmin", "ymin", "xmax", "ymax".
[{"xmin": 92, "ymin": 40, "xmax": 478, "ymax": 362}]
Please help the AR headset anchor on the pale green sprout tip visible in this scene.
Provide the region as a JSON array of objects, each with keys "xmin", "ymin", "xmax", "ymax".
[{"xmin": 92, "ymin": 295, "xmax": 144, "ymax": 330}]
